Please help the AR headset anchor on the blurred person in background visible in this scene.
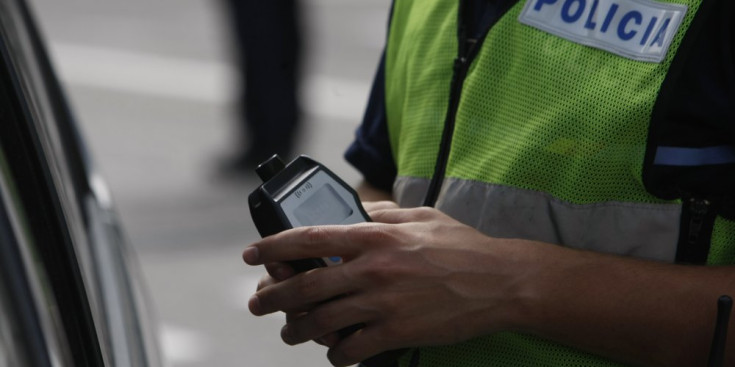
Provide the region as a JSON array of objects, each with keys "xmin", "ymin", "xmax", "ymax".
[{"xmin": 222, "ymin": 0, "xmax": 303, "ymax": 173}]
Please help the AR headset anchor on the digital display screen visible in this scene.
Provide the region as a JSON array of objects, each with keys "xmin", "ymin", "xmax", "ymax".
[{"xmin": 293, "ymin": 184, "xmax": 353, "ymax": 226}]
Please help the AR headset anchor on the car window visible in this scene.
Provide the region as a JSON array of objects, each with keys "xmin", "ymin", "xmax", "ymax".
[
  {"xmin": 0, "ymin": 269, "xmax": 31, "ymax": 367},
  {"xmin": 0, "ymin": 141, "xmax": 75, "ymax": 367},
  {"xmin": 0, "ymin": 1, "xmax": 164, "ymax": 365},
  {"xmin": 0, "ymin": 161, "xmax": 45, "ymax": 367},
  {"xmin": 0, "ymin": 0, "xmax": 106, "ymax": 363}
]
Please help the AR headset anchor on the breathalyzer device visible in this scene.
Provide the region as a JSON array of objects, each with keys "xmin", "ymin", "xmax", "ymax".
[
  {"xmin": 248, "ymin": 154, "xmax": 370, "ymax": 272},
  {"xmin": 248, "ymin": 154, "xmax": 405, "ymax": 367}
]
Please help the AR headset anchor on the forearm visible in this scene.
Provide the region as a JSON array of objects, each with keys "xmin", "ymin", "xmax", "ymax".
[
  {"xmin": 505, "ymin": 240, "xmax": 735, "ymax": 366},
  {"xmin": 245, "ymin": 206, "xmax": 735, "ymax": 366}
]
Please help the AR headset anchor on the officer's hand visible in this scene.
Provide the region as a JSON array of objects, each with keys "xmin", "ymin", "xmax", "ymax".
[{"xmin": 243, "ymin": 204, "xmax": 525, "ymax": 367}]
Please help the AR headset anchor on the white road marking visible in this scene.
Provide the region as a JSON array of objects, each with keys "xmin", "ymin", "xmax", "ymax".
[
  {"xmin": 48, "ymin": 42, "xmax": 370, "ymax": 121},
  {"xmin": 159, "ymin": 324, "xmax": 210, "ymax": 365}
]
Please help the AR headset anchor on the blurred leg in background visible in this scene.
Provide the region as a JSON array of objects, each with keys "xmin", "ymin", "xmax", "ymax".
[{"xmin": 223, "ymin": 0, "xmax": 302, "ymax": 172}]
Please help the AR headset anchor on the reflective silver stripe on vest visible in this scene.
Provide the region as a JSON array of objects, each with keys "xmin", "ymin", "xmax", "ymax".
[{"xmin": 394, "ymin": 176, "xmax": 681, "ymax": 262}]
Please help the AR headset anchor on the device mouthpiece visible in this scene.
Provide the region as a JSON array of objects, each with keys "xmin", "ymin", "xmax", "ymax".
[{"xmin": 256, "ymin": 155, "xmax": 286, "ymax": 182}]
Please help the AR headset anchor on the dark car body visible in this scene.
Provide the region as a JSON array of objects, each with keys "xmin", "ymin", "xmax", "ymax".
[{"xmin": 0, "ymin": 0, "xmax": 163, "ymax": 365}]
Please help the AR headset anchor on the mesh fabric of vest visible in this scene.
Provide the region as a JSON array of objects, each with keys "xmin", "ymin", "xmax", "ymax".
[
  {"xmin": 385, "ymin": 0, "xmax": 735, "ymax": 366},
  {"xmin": 386, "ymin": 0, "xmax": 701, "ymax": 204}
]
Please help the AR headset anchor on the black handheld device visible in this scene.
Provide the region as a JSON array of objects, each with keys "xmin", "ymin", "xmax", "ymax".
[
  {"xmin": 248, "ymin": 155, "xmax": 405, "ymax": 367},
  {"xmin": 248, "ymin": 154, "xmax": 371, "ymax": 272}
]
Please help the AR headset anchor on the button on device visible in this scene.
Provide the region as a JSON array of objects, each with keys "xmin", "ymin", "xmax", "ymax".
[{"xmin": 327, "ymin": 256, "xmax": 343, "ymax": 265}]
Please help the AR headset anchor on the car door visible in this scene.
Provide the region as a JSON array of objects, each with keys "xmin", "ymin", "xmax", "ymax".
[{"xmin": 0, "ymin": 0, "xmax": 164, "ymax": 365}]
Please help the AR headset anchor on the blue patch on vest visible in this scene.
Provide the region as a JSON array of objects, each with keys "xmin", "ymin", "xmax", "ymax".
[
  {"xmin": 519, "ymin": 0, "xmax": 687, "ymax": 63},
  {"xmin": 654, "ymin": 146, "xmax": 735, "ymax": 166}
]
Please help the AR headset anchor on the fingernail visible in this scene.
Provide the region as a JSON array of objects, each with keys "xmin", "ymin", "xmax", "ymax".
[
  {"xmin": 243, "ymin": 246, "xmax": 259, "ymax": 264},
  {"xmin": 248, "ymin": 295, "xmax": 261, "ymax": 315}
]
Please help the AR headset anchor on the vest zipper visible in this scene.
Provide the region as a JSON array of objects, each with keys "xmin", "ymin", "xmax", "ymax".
[
  {"xmin": 422, "ymin": 0, "xmax": 478, "ymax": 207},
  {"xmin": 422, "ymin": 56, "xmax": 471, "ymax": 206}
]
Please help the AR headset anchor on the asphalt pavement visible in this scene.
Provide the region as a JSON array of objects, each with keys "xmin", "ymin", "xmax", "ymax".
[{"xmin": 27, "ymin": 0, "xmax": 391, "ymax": 366}]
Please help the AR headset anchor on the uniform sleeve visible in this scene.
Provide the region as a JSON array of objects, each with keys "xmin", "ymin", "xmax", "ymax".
[
  {"xmin": 646, "ymin": 0, "xmax": 735, "ymax": 218},
  {"xmin": 663, "ymin": 0, "xmax": 734, "ymax": 128},
  {"xmin": 344, "ymin": 52, "xmax": 397, "ymax": 193}
]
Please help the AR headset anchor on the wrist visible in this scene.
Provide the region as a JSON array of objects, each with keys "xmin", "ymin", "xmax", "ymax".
[
  {"xmin": 492, "ymin": 238, "xmax": 552, "ymax": 334},
  {"xmin": 459, "ymin": 237, "xmax": 551, "ymax": 337}
]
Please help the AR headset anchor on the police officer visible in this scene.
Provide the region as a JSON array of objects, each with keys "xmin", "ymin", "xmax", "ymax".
[{"xmin": 244, "ymin": 0, "xmax": 735, "ymax": 365}]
